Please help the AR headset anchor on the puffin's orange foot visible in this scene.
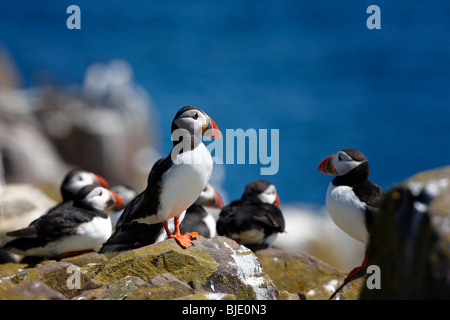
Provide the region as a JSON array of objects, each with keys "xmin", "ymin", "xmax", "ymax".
[{"xmin": 170, "ymin": 232, "xmax": 199, "ymax": 249}]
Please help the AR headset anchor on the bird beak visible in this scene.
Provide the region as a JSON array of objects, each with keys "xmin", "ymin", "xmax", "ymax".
[
  {"xmin": 108, "ymin": 190, "xmax": 124, "ymax": 208},
  {"xmin": 93, "ymin": 173, "xmax": 109, "ymax": 188},
  {"xmin": 274, "ymin": 193, "xmax": 281, "ymax": 207},
  {"xmin": 211, "ymin": 189, "xmax": 224, "ymax": 209},
  {"xmin": 202, "ymin": 116, "xmax": 221, "ymax": 139},
  {"xmin": 318, "ymin": 154, "xmax": 336, "ymax": 175}
]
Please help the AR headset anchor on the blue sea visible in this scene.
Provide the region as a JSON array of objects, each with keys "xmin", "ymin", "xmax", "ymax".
[{"xmin": 1, "ymin": 0, "xmax": 450, "ymax": 206}]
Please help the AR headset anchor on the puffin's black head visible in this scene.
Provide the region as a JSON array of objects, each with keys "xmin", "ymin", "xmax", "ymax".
[
  {"xmin": 74, "ymin": 185, "xmax": 124, "ymax": 211},
  {"xmin": 60, "ymin": 169, "xmax": 109, "ymax": 201},
  {"xmin": 318, "ymin": 148, "xmax": 369, "ymax": 181},
  {"xmin": 242, "ymin": 180, "xmax": 280, "ymax": 206},
  {"xmin": 171, "ymin": 106, "xmax": 220, "ymax": 140}
]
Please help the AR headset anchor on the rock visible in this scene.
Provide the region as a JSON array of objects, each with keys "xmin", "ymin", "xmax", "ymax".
[
  {"xmin": 86, "ymin": 236, "xmax": 279, "ymax": 300},
  {"xmin": 0, "ymin": 184, "xmax": 56, "ymax": 232},
  {"xmin": 256, "ymin": 248, "xmax": 362, "ymax": 300},
  {"xmin": 60, "ymin": 252, "xmax": 108, "ymax": 267},
  {"xmin": 125, "ymin": 273, "xmax": 205, "ymax": 300},
  {"xmin": 361, "ymin": 166, "xmax": 450, "ymax": 299},
  {"xmin": 0, "ymin": 261, "xmax": 100, "ymax": 299},
  {"xmin": 0, "ymin": 262, "xmax": 28, "ymax": 278},
  {"xmin": 74, "ymin": 276, "xmax": 146, "ymax": 300},
  {"xmin": 0, "ymin": 281, "xmax": 66, "ymax": 300}
]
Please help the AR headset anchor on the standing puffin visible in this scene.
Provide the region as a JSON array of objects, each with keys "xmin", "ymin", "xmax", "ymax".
[
  {"xmin": 99, "ymin": 106, "xmax": 220, "ymax": 252},
  {"xmin": 216, "ymin": 180, "xmax": 285, "ymax": 251},
  {"xmin": 3, "ymin": 185, "xmax": 123, "ymax": 259},
  {"xmin": 318, "ymin": 148, "xmax": 384, "ymax": 295}
]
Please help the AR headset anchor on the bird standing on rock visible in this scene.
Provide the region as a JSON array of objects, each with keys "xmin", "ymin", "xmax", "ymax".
[
  {"xmin": 3, "ymin": 185, "xmax": 123, "ymax": 259},
  {"xmin": 99, "ymin": 106, "xmax": 221, "ymax": 252},
  {"xmin": 216, "ymin": 180, "xmax": 285, "ymax": 251},
  {"xmin": 318, "ymin": 148, "xmax": 385, "ymax": 297}
]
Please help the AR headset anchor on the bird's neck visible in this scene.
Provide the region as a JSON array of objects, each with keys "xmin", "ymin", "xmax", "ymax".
[{"xmin": 332, "ymin": 162, "xmax": 370, "ymax": 186}]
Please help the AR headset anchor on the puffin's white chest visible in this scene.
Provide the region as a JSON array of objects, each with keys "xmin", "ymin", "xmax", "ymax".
[
  {"xmin": 157, "ymin": 144, "xmax": 213, "ymax": 221},
  {"xmin": 325, "ymin": 183, "xmax": 368, "ymax": 243}
]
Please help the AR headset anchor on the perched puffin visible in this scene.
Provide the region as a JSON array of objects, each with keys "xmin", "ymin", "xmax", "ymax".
[
  {"xmin": 109, "ymin": 185, "xmax": 137, "ymax": 228},
  {"xmin": 60, "ymin": 169, "xmax": 109, "ymax": 202},
  {"xmin": 179, "ymin": 183, "xmax": 224, "ymax": 238},
  {"xmin": 216, "ymin": 180, "xmax": 284, "ymax": 251},
  {"xmin": 47, "ymin": 169, "xmax": 110, "ymax": 215},
  {"xmin": 318, "ymin": 148, "xmax": 384, "ymax": 296},
  {"xmin": 3, "ymin": 185, "xmax": 123, "ymax": 259},
  {"xmin": 99, "ymin": 106, "xmax": 220, "ymax": 252}
]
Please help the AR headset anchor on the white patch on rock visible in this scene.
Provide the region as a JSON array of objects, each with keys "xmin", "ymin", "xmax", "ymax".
[
  {"xmin": 223, "ymin": 242, "xmax": 275, "ymax": 300},
  {"xmin": 323, "ymin": 279, "xmax": 339, "ymax": 293},
  {"xmin": 206, "ymin": 293, "xmax": 228, "ymax": 300}
]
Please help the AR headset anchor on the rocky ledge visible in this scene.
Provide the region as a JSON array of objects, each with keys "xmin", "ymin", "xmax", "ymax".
[
  {"xmin": 2, "ymin": 166, "xmax": 449, "ymax": 300},
  {"xmin": 0, "ymin": 236, "xmax": 359, "ymax": 300}
]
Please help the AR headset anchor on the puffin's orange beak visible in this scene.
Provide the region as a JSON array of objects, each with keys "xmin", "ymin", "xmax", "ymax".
[
  {"xmin": 93, "ymin": 173, "xmax": 109, "ymax": 188},
  {"xmin": 108, "ymin": 190, "xmax": 124, "ymax": 208},
  {"xmin": 274, "ymin": 193, "xmax": 281, "ymax": 207},
  {"xmin": 202, "ymin": 116, "xmax": 221, "ymax": 139},
  {"xmin": 318, "ymin": 155, "xmax": 336, "ymax": 175},
  {"xmin": 212, "ymin": 189, "xmax": 224, "ymax": 209}
]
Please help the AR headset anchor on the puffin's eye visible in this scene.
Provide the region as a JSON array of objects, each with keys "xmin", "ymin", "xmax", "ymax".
[{"xmin": 193, "ymin": 113, "xmax": 198, "ymax": 120}]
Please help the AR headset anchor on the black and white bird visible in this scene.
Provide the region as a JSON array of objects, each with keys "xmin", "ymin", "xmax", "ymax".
[
  {"xmin": 318, "ymin": 148, "xmax": 384, "ymax": 293},
  {"xmin": 47, "ymin": 169, "xmax": 110, "ymax": 215},
  {"xmin": 3, "ymin": 185, "xmax": 123, "ymax": 259},
  {"xmin": 99, "ymin": 106, "xmax": 221, "ymax": 252},
  {"xmin": 216, "ymin": 180, "xmax": 284, "ymax": 251},
  {"xmin": 60, "ymin": 169, "xmax": 110, "ymax": 202},
  {"xmin": 179, "ymin": 183, "xmax": 224, "ymax": 238}
]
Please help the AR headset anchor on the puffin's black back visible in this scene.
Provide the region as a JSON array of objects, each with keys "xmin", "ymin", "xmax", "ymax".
[
  {"xmin": 99, "ymin": 157, "xmax": 174, "ymax": 253},
  {"xmin": 216, "ymin": 199, "xmax": 285, "ymax": 238}
]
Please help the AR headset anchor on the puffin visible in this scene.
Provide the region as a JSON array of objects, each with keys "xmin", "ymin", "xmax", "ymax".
[
  {"xmin": 216, "ymin": 180, "xmax": 285, "ymax": 251},
  {"xmin": 99, "ymin": 106, "xmax": 220, "ymax": 253},
  {"xmin": 3, "ymin": 185, "xmax": 123, "ymax": 259},
  {"xmin": 318, "ymin": 148, "xmax": 385, "ymax": 297},
  {"xmin": 179, "ymin": 183, "xmax": 224, "ymax": 238},
  {"xmin": 47, "ymin": 169, "xmax": 110, "ymax": 214},
  {"xmin": 60, "ymin": 169, "xmax": 109, "ymax": 202}
]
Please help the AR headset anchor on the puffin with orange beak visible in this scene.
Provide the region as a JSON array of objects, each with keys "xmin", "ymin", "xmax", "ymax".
[
  {"xmin": 216, "ymin": 180, "xmax": 284, "ymax": 251},
  {"xmin": 318, "ymin": 148, "xmax": 384, "ymax": 298},
  {"xmin": 3, "ymin": 185, "xmax": 123, "ymax": 259},
  {"xmin": 100, "ymin": 106, "xmax": 221, "ymax": 252}
]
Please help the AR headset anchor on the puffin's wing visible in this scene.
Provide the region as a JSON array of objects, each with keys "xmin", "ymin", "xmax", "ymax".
[
  {"xmin": 352, "ymin": 180, "xmax": 385, "ymax": 229},
  {"xmin": 114, "ymin": 156, "xmax": 173, "ymax": 226},
  {"xmin": 7, "ymin": 206, "xmax": 98, "ymax": 240},
  {"xmin": 99, "ymin": 221, "xmax": 165, "ymax": 253},
  {"xmin": 252, "ymin": 203, "xmax": 285, "ymax": 233},
  {"xmin": 216, "ymin": 200, "xmax": 243, "ymax": 236}
]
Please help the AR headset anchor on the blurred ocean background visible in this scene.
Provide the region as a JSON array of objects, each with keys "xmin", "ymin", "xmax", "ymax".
[{"xmin": 1, "ymin": 0, "xmax": 449, "ymax": 270}]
